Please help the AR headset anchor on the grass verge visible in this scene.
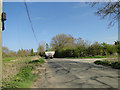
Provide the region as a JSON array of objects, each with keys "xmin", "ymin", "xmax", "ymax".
[
  {"xmin": 65, "ymin": 56, "xmax": 108, "ymax": 59},
  {"xmin": 2, "ymin": 57, "xmax": 16, "ymax": 62},
  {"xmin": 29, "ymin": 58, "xmax": 45, "ymax": 65},
  {"xmin": 2, "ymin": 57, "xmax": 45, "ymax": 89},
  {"xmin": 94, "ymin": 60, "xmax": 120, "ymax": 69}
]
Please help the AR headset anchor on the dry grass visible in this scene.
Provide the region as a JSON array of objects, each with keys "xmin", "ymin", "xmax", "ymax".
[
  {"xmin": 107, "ymin": 56, "xmax": 118, "ymax": 62},
  {"xmin": 2, "ymin": 56, "xmax": 46, "ymax": 89},
  {"xmin": 2, "ymin": 56, "xmax": 39, "ymax": 79}
]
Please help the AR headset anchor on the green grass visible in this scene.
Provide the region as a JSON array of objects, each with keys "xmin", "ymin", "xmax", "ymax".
[
  {"xmin": 2, "ymin": 56, "xmax": 34, "ymax": 62},
  {"xmin": 2, "ymin": 57, "xmax": 16, "ymax": 62}
]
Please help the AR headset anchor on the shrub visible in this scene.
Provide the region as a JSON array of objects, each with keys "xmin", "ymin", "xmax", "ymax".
[
  {"xmin": 29, "ymin": 58, "xmax": 45, "ymax": 65},
  {"xmin": 111, "ymin": 62, "xmax": 120, "ymax": 69},
  {"xmin": 102, "ymin": 60, "xmax": 111, "ymax": 66},
  {"xmin": 94, "ymin": 60, "xmax": 103, "ymax": 65},
  {"xmin": 94, "ymin": 60, "xmax": 120, "ymax": 69}
]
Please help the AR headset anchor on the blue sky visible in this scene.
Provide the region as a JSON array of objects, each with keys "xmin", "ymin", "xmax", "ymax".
[{"xmin": 2, "ymin": 2, "xmax": 118, "ymax": 52}]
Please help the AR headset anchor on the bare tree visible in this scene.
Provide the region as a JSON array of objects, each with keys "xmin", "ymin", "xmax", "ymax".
[
  {"xmin": 90, "ymin": 2, "xmax": 120, "ymax": 28},
  {"xmin": 37, "ymin": 41, "xmax": 46, "ymax": 56},
  {"xmin": 2, "ymin": 46, "xmax": 9, "ymax": 54},
  {"xmin": 75, "ymin": 37, "xmax": 85, "ymax": 46},
  {"xmin": 50, "ymin": 34, "xmax": 75, "ymax": 50}
]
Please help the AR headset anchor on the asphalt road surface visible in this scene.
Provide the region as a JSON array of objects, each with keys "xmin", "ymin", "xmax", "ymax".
[{"xmin": 33, "ymin": 58, "xmax": 119, "ymax": 88}]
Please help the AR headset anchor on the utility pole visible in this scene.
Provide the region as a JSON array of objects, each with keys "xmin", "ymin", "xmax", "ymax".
[
  {"xmin": 0, "ymin": 0, "xmax": 2, "ymax": 89},
  {"xmin": 118, "ymin": 1, "xmax": 120, "ymax": 90},
  {"xmin": 46, "ymin": 43, "xmax": 48, "ymax": 51}
]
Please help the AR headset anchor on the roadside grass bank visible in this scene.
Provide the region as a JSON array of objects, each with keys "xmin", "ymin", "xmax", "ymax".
[
  {"xmin": 94, "ymin": 60, "xmax": 120, "ymax": 69},
  {"xmin": 2, "ymin": 56, "xmax": 33, "ymax": 79},
  {"xmin": 2, "ymin": 57, "xmax": 45, "ymax": 89},
  {"xmin": 65, "ymin": 55, "xmax": 117, "ymax": 59},
  {"xmin": 29, "ymin": 58, "xmax": 45, "ymax": 65},
  {"xmin": 2, "ymin": 56, "xmax": 33, "ymax": 62},
  {"xmin": 2, "ymin": 57, "xmax": 16, "ymax": 62}
]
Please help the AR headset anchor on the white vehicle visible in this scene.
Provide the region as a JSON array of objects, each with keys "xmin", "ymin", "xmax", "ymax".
[{"xmin": 45, "ymin": 51, "xmax": 55, "ymax": 59}]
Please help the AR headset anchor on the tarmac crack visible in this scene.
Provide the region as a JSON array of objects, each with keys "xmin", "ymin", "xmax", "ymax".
[{"xmin": 90, "ymin": 76, "xmax": 114, "ymax": 88}]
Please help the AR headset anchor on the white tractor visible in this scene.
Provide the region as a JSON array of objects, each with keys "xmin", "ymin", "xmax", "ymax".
[{"xmin": 45, "ymin": 51, "xmax": 55, "ymax": 59}]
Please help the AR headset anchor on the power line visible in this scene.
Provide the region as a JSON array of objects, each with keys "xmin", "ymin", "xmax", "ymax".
[{"xmin": 24, "ymin": 0, "xmax": 38, "ymax": 43}]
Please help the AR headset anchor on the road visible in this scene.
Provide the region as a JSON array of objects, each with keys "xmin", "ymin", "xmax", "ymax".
[{"xmin": 32, "ymin": 58, "xmax": 119, "ymax": 88}]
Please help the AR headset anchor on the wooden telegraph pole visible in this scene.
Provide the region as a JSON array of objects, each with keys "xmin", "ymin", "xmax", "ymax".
[
  {"xmin": 118, "ymin": 1, "xmax": 120, "ymax": 90},
  {"xmin": 0, "ymin": 0, "xmax": 2, "ymax": 89}
]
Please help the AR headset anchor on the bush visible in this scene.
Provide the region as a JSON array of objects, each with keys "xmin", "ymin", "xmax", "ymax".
[
  {"xmin": 102, "ymin": 60, "xmax": 111, "ymax": 66},
  {"xmin": 94, "ymin": 60, "xmax": 104, "ymax": 65},
  {"xmin": 54, "ymin": 49, "xmax": 66, "ymax": 58},
  {"xmin": 111, "ymin": 62, "xmax": 120, "ymax": 69},
  {"xmin": 64, "ymin": 48, "xmax": 74, "ymax": 57},
  {"xmin": 29, "ymin": 58, "xmax": 45, "ymax": 65},
  {"xmin": 94, "ymin": 60, "xmax": 120, "ymax": 69}
]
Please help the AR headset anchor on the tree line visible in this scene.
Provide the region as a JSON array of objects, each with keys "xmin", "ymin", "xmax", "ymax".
[
  {"xmin": 37, "ymin": 34, "xmax": 119, "ymax": 58},
  {"xmin": 2, "ymin": 47, "xmax": 35, "ymax": 58},
  {"xmin": 3, "ymin": 33, "xmax": 119, "ymax": 58},
  {"xmin": 50, "ymin": 34, "xmax": 119, "ymax": 58}
]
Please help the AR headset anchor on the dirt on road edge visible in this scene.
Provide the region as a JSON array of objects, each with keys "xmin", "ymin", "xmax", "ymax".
[{"xmin": 31, "ymin": 62, "xmax": 47, "ymax": 88}]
